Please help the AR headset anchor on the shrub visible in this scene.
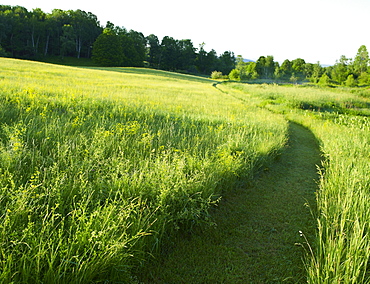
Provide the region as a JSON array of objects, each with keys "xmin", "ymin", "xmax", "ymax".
[
  {"xmin": 318, "ymin": 73, "xmax": 331, "ymax": 86},
  {"xmin": 345, "ymin": 74, "xmax": 357, "ymax": 87},
  {"xmin": 228, "ymin": 69, "xmax": 240, "ymax": 80},
  {"xmin": 211, "ymin": 71, "xmax": 226, "ymax": 80},
  {"xmin": 357, "ymin": 72, "xmax": 370, "ymax": 86}
]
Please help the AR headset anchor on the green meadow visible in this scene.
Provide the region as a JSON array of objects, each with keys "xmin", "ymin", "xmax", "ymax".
[
  {"xmin": 222, "ymin": 82, "xmax": 370, "ymax": 283},
  {"xmin": 0, "ymin": 58, "xmax": 369, "ymax": 283},
  {"xmin": 0, "ymin": 58, "xmax": 287, "ymax": 283}
]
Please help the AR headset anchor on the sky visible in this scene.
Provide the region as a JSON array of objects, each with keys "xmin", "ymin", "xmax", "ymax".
[{"xmin": 9, "ymin": 0, "xmax": 370, "ymax": 65}]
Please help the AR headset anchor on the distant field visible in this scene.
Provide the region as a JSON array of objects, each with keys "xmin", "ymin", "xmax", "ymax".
[{"xmin": 0, "ymin": 58, "xmax": 287, "ymax": 283}]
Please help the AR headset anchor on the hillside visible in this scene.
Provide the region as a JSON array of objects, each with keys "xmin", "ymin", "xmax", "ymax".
[
  {"xmin": 0, "ymin": 58, "xmax": 287, "ymax": 283},
  {"xmin": 0, "ymin": 58, "xmax": 369, "ymax": 283}
]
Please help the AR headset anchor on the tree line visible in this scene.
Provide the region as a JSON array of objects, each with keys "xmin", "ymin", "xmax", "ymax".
[
  {"xmin": 1, "ymin": 5, "xmax": 369, "ymax": 85},
  {"xmin": 227, "ymin": 45, "xmax": 370, "ymax": 86},
  {"xmin": 0, "ymin": 5, "xmax": 235, "ymax": 75},
  {"xmin": 0, "ymin": 5, "xmax": 102, "ymax": 59}
]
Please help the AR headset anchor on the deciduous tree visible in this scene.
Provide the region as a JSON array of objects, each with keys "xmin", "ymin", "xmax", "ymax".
[
  {"xmin": 310, "ymin": 62, "xmax": 324, "ymax": 83},
  {"xmin": 292, "ymin": 58, "xmax": 306, "ymax": 79},
  {"xmin": 280, "ymin": 59, "xmax": 293, "ymax": 80},
  {"xmin": 146, "ymin": 34, "xmax": 161, "ymax": 68},
  {"xmin": 92, "ymin": 28, "xmax": 123, "ymax": 66},
  {"xmin": 125, "ymin": 30, "xmax": 146, "ymax": 66},
  {"xmin": 353, "ymin": 45, "xmax": 369, "ymax": 74},
  {"xmin": 69, "ymin": 9, "xmax": 101, "ymax": 58},
  {"xmin": 217, "ymin": 51, "xmax": 235, "ymax": 75},
  {"xmin": 331, "ymin": 55, "xmax": 351, "ymax": 85},
  {"xmin": 160, "ymin": 36, "xmax": 179, "ymax": 70},
  {"xmin": 256, "ymin": 55, "xmax": 275, "ymax": 79},
  {"xmin": 178, "ymin": 39, "xmax": 196, "ymax": 71}
]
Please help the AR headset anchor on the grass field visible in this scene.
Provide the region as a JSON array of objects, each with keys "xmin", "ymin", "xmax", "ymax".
[
  {"xmin": 140, "ymin": 121, "xmax": 321, "ymax": 283},
  {"xmin": 222, "ymin": 82, "xmax": 370, "ymax": 283},
  {"xmin": 0, "ymin": 58, "xmax": 287, "ymax": 283},
  {"xmin": 1, "ymin": 58, "xmax": 369, "ymax": 283}
]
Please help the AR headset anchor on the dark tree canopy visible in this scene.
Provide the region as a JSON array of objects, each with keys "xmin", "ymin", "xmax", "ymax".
[
  {"xmin": 0, "ymin": 5, "xmax": 237, "ymax": 75},
  {"xmin": 92, "ymin": 29, "xmax": 124, "ymax": 66},
  {"xmin": 7, "ymin": 4, "xmax": 368, "ymax": 84},
  {"xmin": 0, "ymin": 5, "xmax": 102, "ymax": 58}
]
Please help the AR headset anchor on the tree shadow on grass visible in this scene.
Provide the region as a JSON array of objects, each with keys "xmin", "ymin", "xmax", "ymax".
[{"xmin": 139, "ymin": 122, "xmax": 322, "ymax": 283}]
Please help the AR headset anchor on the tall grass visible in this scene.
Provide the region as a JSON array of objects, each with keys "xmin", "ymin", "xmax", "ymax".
[
  {"xmin": 224, "ymin": 82, "xmax": 370, "ymax": 283},
  {"xmin": 0, "ymin": 58, "xmax": 287, "ymax": 283},
  {"xmin": 293, "ymin": 113, "xmax": 370, "ymax": 283},
  {"xmin": 223, "ymin": 82, "xmax": 370, "ymax": 116}
]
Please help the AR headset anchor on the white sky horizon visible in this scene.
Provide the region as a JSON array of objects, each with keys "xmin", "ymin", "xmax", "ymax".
[{"xmin": 8, "ymin": 0, "xmax": 370, "ymax": 65}]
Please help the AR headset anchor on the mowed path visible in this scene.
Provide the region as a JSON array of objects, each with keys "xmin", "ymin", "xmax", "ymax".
[{"xmin": 141, "ymin": 122, "xmax": 322, "ymax": 283}]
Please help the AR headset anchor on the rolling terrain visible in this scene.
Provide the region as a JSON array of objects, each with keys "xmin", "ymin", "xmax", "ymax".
[{"xmin": 0, "ymin": 58, "xmax": 369, "ymax": 283}]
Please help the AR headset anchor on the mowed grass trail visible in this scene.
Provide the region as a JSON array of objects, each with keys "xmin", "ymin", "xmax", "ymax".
[
  {"xmin": 219, "ymin": 82, "xmax": 370, "ymax": 283},
  {"xmin": 140, "ymin": 122, "xmax": 321, "ymax": 283}
]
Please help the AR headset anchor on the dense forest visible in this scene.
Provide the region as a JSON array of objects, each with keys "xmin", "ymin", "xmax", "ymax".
[
  {"xmin": 0, "ymin": 5, "xmax": 235, "ymax": 75},
  {"xmin": 1, "ymin": 5, "xmax": 370, "ymax": 85}
]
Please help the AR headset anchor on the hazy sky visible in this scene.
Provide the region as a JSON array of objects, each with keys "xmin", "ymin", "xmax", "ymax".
[{"xmin": 10, "ymin": 0, "xmax": 370, "ymax": 65}]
